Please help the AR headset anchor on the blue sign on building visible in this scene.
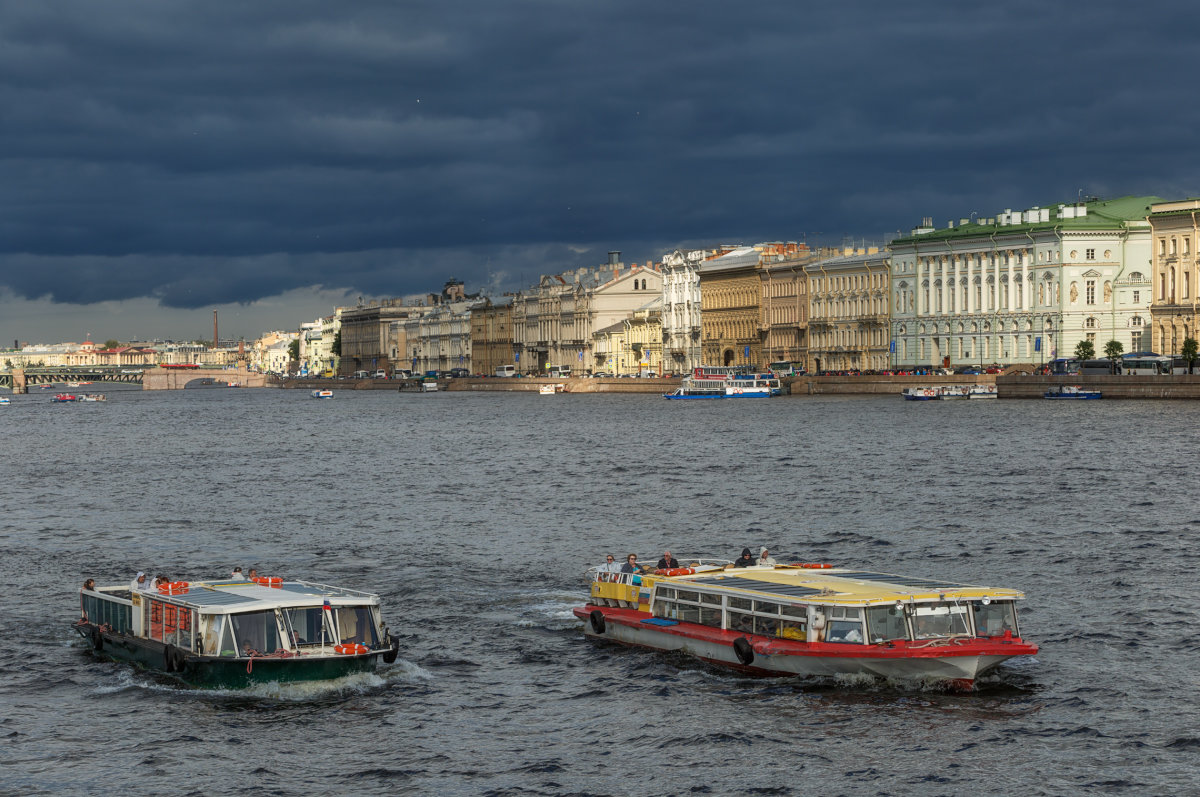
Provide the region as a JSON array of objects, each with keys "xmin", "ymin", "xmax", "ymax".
[
  {"xmin": 1034, "ymin": 337, "xmax": 1042, "ymax": 352},
  {"xmin": 744, "ymin": 345, "xmax": 750, "ymax": 357}
]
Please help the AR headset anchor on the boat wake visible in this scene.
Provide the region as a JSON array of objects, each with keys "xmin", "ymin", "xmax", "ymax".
[{"xmin": 90, "ymin": 658, "xmax": 433, "ymax": 701}]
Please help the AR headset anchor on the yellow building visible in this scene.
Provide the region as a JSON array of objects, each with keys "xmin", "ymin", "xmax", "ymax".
[
  {"xmin": 760, "ymin": 244, "xmax": 815, "ymax": 367},
  {"xmin": 700, "ymin": 246, "xmax": 763, "ymax": 368},
  {"xmin": 592, "ymin": 304, "xmax": 663, "ymax": 376},
  {"xmin": 470, "ymin": 298, "xmax": 514, "ymax": 376},
  {"xmin": 1149, "ymin": 199, "xmax": 1200, "ymax": 354}
]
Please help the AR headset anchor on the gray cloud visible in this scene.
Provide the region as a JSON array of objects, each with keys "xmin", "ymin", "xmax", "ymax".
[{"xmin": 2, "ymin": 0, "xmax": 1199, "ymax": 314}]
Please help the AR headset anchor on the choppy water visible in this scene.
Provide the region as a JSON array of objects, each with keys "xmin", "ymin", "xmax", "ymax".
[{"xmin": 1, "ymin": 386, "xmax": 1197, "ymax": 795}]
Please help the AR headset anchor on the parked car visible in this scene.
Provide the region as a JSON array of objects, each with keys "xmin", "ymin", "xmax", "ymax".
[
  {"xmin": 954, "ymin": 366, "xmax": 983, "ymax": 375},
  {"xmin": 449, "ymin": 368, "xmax": 470, "ymax": 378}
]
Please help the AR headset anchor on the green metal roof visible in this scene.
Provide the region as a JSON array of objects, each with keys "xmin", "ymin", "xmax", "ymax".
[{"xmin": 891, "ymin": 195, "xmax": 1164, "ymax": 246}]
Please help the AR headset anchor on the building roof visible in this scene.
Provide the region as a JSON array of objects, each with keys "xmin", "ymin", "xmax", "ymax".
[
  {"xmin": 891, "ymin": 195, "xmax": 1165, "ymax": 246},
  {"xmin": 698, "ymin": 246, "xmax": 759, "ymax": 273}
]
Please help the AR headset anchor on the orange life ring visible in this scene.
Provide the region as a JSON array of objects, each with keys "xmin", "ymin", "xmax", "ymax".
[
  {"xmin": 658, "ymin": 567, "xmax": 695, "ymax": 577},
  {"xmin": 335, "ymin": 643, "xmax": 369, "ymax": 655},
  {"xmin": 158, "ymin": 581, "xmax": 190, "ymax": 595},
  {"xmin": 252, "ymin": 576, "xmax": 283, "ymax": 587},
  {"xmin": 799, "ymin": 563, "xmax": 832, "ymax": 569}
]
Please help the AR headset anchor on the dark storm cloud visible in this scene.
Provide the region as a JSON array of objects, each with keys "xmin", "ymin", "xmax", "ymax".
[{"xmin": 2, "ymin": 1, "xmax": 1199, "ymax": 309}]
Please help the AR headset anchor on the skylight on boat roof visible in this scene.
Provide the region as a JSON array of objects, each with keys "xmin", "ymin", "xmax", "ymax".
[
  {"xmin": 690, "ymin": 576, "xmax": 823, "ymax": 598},
  {"xmin": 829, "ymin": 571, "xmax": 975, "ymax": 591}
]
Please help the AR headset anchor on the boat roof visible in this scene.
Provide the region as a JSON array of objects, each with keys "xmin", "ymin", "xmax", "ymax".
[
  {"xmin": 663, "ymin": 566, "xmax": 1025, "ymax": 606},
  {"xmin": 131, "ymin": 579, "xmax": 380, "ymax": 614}
]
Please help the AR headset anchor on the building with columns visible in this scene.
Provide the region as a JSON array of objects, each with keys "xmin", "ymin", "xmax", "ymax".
[
  {"xmin": 889, "ymin": 196, "xmax": 1160, "ymax": 369},
  {"xmin": 806, "ymin": 247, "xmax": 890, "ymax": 373},
  {"xmin": 1148, "ymin": 199, "xmax": 1200, "ymax": 355}
]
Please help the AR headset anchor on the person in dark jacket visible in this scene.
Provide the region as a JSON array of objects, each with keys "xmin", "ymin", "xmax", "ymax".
[
  {"xmin": 656, "ymin": 550, "xmax": 681, "ymax": 569},
  {"xmin": 620, "ymin": 554, "xmax": 645, "ymax": 574},
  {"xmin": 732, "ymin": 548, "xmax": 754, "ymax": 567}
]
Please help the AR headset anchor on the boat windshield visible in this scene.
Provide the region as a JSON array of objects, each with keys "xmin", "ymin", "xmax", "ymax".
[
  {"xmin": 912, "ymin": 603, "xmax": 970, "ymax": 639},
  {"xmin": 281, "ymin": 607, "xmax": 336, "ymax": 647},
  {"xmin": 972, "ymin": 600, "xmax": 1018, "ymax": 637},
  {"xmin": 865, "ymin": 605, "xmax": 909, "ymax": 643},
  {"xmin": 229, "ymin": 610, "xmax": 285, "ymax": 655},
  {"xmin": 335, "ymin": 605, "xmax": 379, "ymax": 646}
]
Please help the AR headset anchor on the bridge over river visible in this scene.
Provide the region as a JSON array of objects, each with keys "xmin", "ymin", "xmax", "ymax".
[{"xmin": 2, "ymin": 366, "xmax": 272, "ymax": 392}]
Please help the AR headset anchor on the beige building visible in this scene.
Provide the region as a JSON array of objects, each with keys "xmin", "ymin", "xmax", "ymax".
[
  {"xmin": 701, "ymin": 243, "xmax": 802, "ymax": 368},
  {"xmin": 807, "ymin": 247, "xmax": 891, "ymax": 372},
  {"xmin": 470, "ymin": 298, "xmax": 515, "ymax": 376},
  {"xmin": 1148, "ymin": 199, "xmax": 1200, "ymax": 354},
  {"xmin": 592, "ymin": 303, "xmax": 663, "ymax": 376},
  {"xmin": 337, "ymin": 300, "xmax": 423, "ymax": 376},
  {"xmin": 511, "ymin": 254, "xmax": 662, "ymax": 375},
  {"xmin": 760, "ymin": 244, "xmax": 815, "ymax": 368}
]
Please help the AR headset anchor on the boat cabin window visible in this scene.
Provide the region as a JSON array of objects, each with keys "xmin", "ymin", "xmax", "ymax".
[
  {"xmin": 201, "ymin": 615, "xmax": 235, "ymax": 656},
  {"xmin": 283, "ymin": 607, "xmax": 335, "ymax": 647},
  {"xmin": 229, "ymin": 610, "xmax": 285, "ymax": 655},
  {"xmin": 912, "ymin": 603, "xmax": 970, "ymax": 639},
  {"xmin": 779, "ymin": 604, "xmax": 808, "ymax": 641},
  {"xmin": 866, "ymin": 605, "xmax": 909, "ymax": 643},
  {"xmin": 972, "ymin": 601, "xmax": 1017, "ymax": 637},
  {"xmin": 335, "ymin": 606, "xmax": 379, "ymax": 646},
  {"xmin": 824, "ymin": 606, "xmax": 865, "ymax": 644},
  {"xmin": 144, "ymin": 598, "xmax": 195, "ymax": 651},
  {"xmin": 651, "ymin": 588, "xmax": 722, "ymax": 628}
]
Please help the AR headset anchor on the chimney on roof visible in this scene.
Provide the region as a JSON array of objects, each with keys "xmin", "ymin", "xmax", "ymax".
[{"xmin": 608, "ymin": 251, "xmax": 620, "ymax": 266}]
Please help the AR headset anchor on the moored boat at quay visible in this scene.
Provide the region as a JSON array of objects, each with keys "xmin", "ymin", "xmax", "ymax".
[
  {"xmin": 574, "ymin": 559, "xmax": 1037, "ymax": 688},
  {"xmin": 75, "ymin": 576, "xmax": 400, "ymax": 688},
  {"xmin": 663, "ymin": 377, "xmax": 727, "ymax": 400},
  {"xmin": 903, "ymin": 384, "xmax": 997, "ymax": 401},
  {"xmin": 725, "ymin": 373, "xmax": 781, "ymax": 398},
  {"xmin": 310, "ymin": 389, "xmax": 334, "ymax": 399},
  {"xmin": 1045, "ymin": 385, "xmax": 1101, "ymax": 400}
]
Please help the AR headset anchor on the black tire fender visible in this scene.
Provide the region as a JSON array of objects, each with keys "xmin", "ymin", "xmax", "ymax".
[
  {"xmin": 733, "ymin": 636, "xmax": 755, "ymax": 666},
  {"xmin": 90, "ymin": 626, "xmax": 103, "ymax": 652},
  {"xmin": 589, "ymin": 610, "xmax": 606, "ymax": 635},
  {"xmin": 164, "ymin": 645, "xmax": 183, "ymax": 673},
  {"xmin": 382, "ymin": 636, "xmax": 399, "ymax": 665}
]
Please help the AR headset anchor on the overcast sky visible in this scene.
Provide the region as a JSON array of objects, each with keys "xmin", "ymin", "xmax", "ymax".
[{"xmin": 3, "ymin": 1, "xmax": 1198, "ymax": 344}]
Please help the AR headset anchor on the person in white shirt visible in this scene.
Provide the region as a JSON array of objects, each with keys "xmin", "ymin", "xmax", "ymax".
[
  {"xmin": 230, "ymin": 567, "xmax": 246, "ymax": 581},
  {"xmin": 598, "ymin": 554, "xmax": 621, "ymax": 574},
  {"xmin": 758, "ymin": 548, "xmax": 778, "ymax": 566},
  {"xmin": 130, "ymin": 571, "xmax": 149, "ymax": 592}
]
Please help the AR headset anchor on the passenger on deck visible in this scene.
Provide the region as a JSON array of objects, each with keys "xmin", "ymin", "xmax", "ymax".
[
  {"xmin": 230, "ymin": 567, "xmax": 246, "ymax": 581},
  {"xmin": 656, "ymin": 551, "xmax": 681, "ymax": 569},
  {"xmin": 758, "ymin": 548, "xmax": 777, "ymax": 566},
  {"xmin": 83, "ymin": 578, "xmax": 95, "ymax": 592},
  {"xmin": 130, "ymin": 571, "xmax": 149, "ymax": 592},
  {"xmin": 732, "ymin": 548, "xmax": 755, "ymax": 567},
  {"xmin": 598, "ymin": 555, "xmax": 620, "ymax": 574},
  {"xmin": 248, "ymin": 568, "xmax": 259, "ymax": 581},
  {"xmin": 155, "ymin": 575, "xmax": 170, "ymax": 591},
  {"xmin": 620, "ymin": 554, "xmax": 645, "ymax": 574}
]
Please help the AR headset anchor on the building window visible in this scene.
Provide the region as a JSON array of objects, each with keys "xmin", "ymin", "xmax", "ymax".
[
  {"xmin": 1086, "ymin": 332, "xmax": 1096, "ymax": 345},
  {"xmin": 1086, "ymin": 248, "xmax": 1095, "ymax": 261},
  {"xmin": 1133, "ymin": 290, "xmax": 1140, "ymax": 303},
  {"xmin": 1086, "ymin": 280, "xmax": 1095, "ymax": 305}
]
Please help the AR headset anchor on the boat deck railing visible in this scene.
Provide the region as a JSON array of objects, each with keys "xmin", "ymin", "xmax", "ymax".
[{"xmin": 81, "ymin": 588, "xmax": 133, "ymax": 633}]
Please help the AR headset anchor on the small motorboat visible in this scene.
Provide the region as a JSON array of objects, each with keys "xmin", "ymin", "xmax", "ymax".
[
  {"xmin": 52, "ymin": 394, "xmax": 79, "ymax": 402},
  {"xmin": 310, "ymin": 389, "xmax": 334, "ymax": 399}
]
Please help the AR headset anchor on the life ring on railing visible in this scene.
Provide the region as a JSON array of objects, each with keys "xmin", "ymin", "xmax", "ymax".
[
  {"xmin": 253, "ymin": 576, "xmax": 283, "ymax": 588},
  {"xmin": 589, "ymin": 610, "xmax": 606, "ymax": 635},
  {"xmin": 334, "ymin": 643, "xmax": 369, "ymax": 655},
  {"xmin": 158, "ymin": 581, "xmax": 189, "ymax": 595},
  {"xmin": 733, "ymin": 637, "xmax": 755, "ymax": 666},
  {"xmin": 656, "ymin": 567, "xmax": 695, "ymax": 577}
]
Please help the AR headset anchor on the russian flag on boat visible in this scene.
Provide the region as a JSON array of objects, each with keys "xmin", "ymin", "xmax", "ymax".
[{"xmin": 322, "ymin": 598, "xmax": 331, "ymax": 611}]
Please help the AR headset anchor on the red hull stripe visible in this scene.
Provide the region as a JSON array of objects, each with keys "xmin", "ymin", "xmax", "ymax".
[{"xmin": 573, "ymin": 605, "xmax": 1038, "ymax": 660}]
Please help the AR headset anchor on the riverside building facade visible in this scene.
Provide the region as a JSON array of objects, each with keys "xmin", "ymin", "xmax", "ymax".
[
  {"xmin": 660, "ymin": 248, "xmax": 709, "ymax": 375},
  {"xmin": 889, "ymin": 196, "xmax": 1160, "ymax": 370},
  {"xmin": 759, "ymin": 244, "xmax": 814, "ymax": 370},
  {"xmin": 1148, "ymin": 199, "xmax": 1200, "ymax": 355},
  {"xmin": 806, "ymin": 247, "xmax": 890, "ymax": 373}
]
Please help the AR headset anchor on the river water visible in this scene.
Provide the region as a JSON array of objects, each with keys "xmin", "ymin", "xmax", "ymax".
[{"xmin": 0, "ymin": 386, "xmax": 1196, "ymax": 795}]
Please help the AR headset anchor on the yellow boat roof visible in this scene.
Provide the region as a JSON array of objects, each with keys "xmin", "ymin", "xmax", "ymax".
[{"xmin": 655, "ymin": 566, "xmax": 1025, "ymax": 606}]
